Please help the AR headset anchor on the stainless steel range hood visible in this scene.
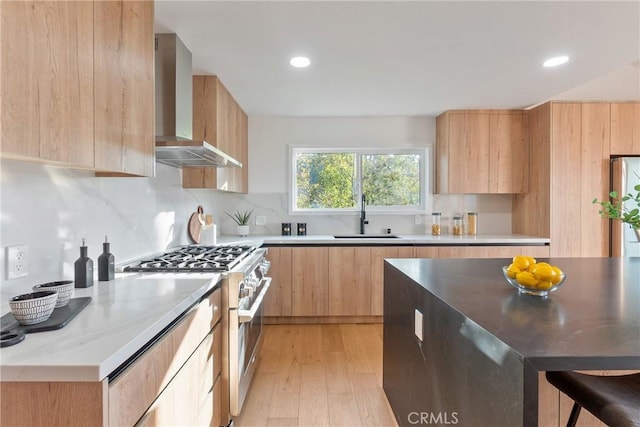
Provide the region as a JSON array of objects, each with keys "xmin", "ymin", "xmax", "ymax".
[{"xmin": 155, "ymin": 34, "xmax": 242, "ymax": 168}]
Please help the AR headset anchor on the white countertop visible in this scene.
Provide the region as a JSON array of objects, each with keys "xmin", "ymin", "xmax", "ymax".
[
  {"xmin": 0, "ymin": 272, "xmax": 220, "ymax": 382},
  {"xmin": 217, "ymin": 233, "xmax": 550, "ymax": 246}
]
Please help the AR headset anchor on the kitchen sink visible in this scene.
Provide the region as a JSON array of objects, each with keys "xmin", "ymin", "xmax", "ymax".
[{"xmin": 333, "ymin": 234, "xmax": 400, "ymax": 239}]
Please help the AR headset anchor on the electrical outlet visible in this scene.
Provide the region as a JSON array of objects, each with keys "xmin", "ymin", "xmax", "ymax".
[
  {"xmin": 7, "ymin": 245, "xmax": 28, "ymax": 279},
  {"xmin": 255, "ymin": 215, "xmax": 267, "ymax": 226},
  {"xmin": 415, "ymin": 215, "xmax": 422, "ymax": 225}
]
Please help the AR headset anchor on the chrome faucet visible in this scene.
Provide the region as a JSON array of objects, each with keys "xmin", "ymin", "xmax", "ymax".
[{"xmin": 360, "ymin": 194, "xmax": 369, "ymax": 234}]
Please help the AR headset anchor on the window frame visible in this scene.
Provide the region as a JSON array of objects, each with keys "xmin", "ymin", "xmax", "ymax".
[{"xmin": 289, "ymin": 146, "xmax": 428, "ymax": 214}]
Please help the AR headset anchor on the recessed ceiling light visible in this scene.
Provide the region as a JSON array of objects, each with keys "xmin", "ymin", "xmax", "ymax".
[
  {"xmin": 290, "ymin": 56, "xmax": 311, "ymax": 68},
  {"xmin": 543, "ymin": 56, "xmax": 569, "ymax": 67}
]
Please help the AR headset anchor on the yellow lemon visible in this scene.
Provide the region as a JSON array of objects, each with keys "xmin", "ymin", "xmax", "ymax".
[
  {"xmin": 516, "ymin": 271, "xmax": 539, "ymax": 288},
  {"xmin": 533, "ymin": 265, "xmax": 556, "ymax": 282},
  {"xmin": 512, "ymin": 255, "xmax": 530, "ymax": 271},
  {"xmin": 550, "ymin": 266, "xmax": 564, "ymax": 284},
  {"xmin": 529, "ymin": 262, "xmax": 551, "ymax": 273},
  {"xmin": 506, "ymin": 264, "xmax": 521, "ymax": 279},
  {"xmin": 526, "ymin": 256, "xmax": 537, "ymax": 266},
  {"xmin": 537, "ymin": 280, "xmax": 554, "ymax": 290}
]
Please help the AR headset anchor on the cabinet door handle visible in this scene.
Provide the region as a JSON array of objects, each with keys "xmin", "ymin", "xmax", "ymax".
[{"xmin": 238, "ymin": 278, "xmax": 272, "ymax": 323}]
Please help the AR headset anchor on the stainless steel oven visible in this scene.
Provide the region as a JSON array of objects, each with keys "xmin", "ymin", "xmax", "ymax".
[{"xmin": 225, "ymin": 248, "xmax": 271, "ymax": 418}]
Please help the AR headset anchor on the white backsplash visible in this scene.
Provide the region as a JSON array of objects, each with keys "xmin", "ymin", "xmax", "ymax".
[
  {"xmin": 0, "ymin": 159, "xmax": 225, "ymax": 297},
  {"xmin": 215, "ymin": 192, "xmax": 513, "ymax": 236}
]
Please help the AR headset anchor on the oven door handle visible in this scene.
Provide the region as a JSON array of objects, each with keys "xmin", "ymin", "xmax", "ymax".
[{"xmin": 238, "ymin": 277, "xmax": 272, "ymax": 323}]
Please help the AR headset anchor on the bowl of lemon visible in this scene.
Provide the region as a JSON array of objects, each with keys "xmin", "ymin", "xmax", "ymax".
[{"xmin": 502, "ymin": 255, "xmax": 565, "ymax": 297}]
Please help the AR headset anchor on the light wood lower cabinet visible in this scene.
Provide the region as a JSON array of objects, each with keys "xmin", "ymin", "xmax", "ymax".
[
  {"xmin": 328, "ymin": 247, "xmax": 371, "ymax": 316},
  {"xmin": 371, "ymin": 246, "xmax": 415, "ymax": 316},
  {"xmin": 291, "ymin": 247, "xmax": 329, "ymax": 316},
  {"xmin": 266, "ymin": 245, "xmax": 549, "ymax": 323},
  {"xmin": 264, "ymin": 247, "xmax": 292, "ymax": 317},
  {"xmin": 135, "ymin": 332, "xmax": 214, "ymax": 426},
  {"xmin": 109, "ymin": 288, "xmax": 221, "ymax": 426}
]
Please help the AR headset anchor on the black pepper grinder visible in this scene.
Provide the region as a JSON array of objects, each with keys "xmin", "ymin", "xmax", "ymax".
[
  {"xmin": 74, "ymin": 238, "xmax": 94, "ymax": 288},
  {"xmin": 98, "ymin": 235, "xmax": 115, "ymax": 281}
]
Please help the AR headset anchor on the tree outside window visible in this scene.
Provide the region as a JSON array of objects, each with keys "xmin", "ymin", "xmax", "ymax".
[{"xmin": 293, "ymin": 148, "xmax": 425, "ymax": 212}]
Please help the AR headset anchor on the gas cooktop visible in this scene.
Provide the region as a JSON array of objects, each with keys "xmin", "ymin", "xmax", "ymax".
[{"xmin": 123, "ymin": 245, "xmax": 256, "ymax": 273}]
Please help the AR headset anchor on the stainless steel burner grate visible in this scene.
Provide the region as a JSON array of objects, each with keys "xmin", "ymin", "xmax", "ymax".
[{"xmin": 123, "ymin": 245, "xmax": 256, "ymax": 272}]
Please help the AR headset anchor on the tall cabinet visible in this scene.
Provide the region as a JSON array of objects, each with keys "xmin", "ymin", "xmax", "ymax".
[
  {"xmin": 182, "ymin": 76, "xmax": 248, "ymax": 193},
  {"xmin": 0, "ymin": 0, "xmax": 155, "ymax": 177},
  {"xmin": 513, "ymin": 102, "xmax": 612, "ymax": 257}
]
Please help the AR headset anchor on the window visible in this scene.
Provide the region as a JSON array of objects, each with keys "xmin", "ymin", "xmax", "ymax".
[{"xmin": 291, "ymin": 147, "xmax": 427, "ymax": 213}]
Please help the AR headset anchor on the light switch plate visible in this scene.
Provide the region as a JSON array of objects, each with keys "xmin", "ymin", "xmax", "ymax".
[
  {"xmin": 255, "ymin": 215, "xmax": 267, "ymax": 225},
  {"xmin": 414, "ymin": 309, "xmax": 423, "ymax": 341}
]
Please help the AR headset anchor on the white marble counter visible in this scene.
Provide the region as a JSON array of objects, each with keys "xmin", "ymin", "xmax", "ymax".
[
  {"xmin": 217, "ymin": 233, "xmax": 550, "ymax": 247},
  {"xmin": 0, "ymin": 273, "xmax": 220, "ymax": 382}
]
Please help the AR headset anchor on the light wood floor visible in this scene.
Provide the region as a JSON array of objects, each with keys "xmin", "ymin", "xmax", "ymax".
[{"xmin": 233, "ymin": 324, "xmax": 399, "ymax": 427}]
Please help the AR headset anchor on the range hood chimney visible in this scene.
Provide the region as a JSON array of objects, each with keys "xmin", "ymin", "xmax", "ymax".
[{"xmin": 154, "ymin": 34, "xmax": 242, "ymax": 168}]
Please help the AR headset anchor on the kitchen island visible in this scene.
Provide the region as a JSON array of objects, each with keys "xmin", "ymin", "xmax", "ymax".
[{"xmin": 383, "ymin": 257, "xmax": 640, "ymax": 427}]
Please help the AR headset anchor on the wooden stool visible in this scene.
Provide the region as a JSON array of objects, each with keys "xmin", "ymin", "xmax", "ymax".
[{"xmin": 545, "ymin": 371, "xmax": 640, "ymax": 427}]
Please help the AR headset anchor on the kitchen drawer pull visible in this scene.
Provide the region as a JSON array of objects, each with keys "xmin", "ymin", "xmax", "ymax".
[{"xmin": 238, "ymin": 278, "xmax": 271, "ymax": 323}]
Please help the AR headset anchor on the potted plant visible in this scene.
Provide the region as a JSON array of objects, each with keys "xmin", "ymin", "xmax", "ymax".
[
  {"xmin": 592, "ymin": 181, "xmax": 640, "ymax": 241},
  {"xmin": 226, "ymin": 209, "xmax": 253, "ymax": 236}
]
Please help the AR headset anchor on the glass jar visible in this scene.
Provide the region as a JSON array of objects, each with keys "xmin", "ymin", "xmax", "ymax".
[
  {"xmin": 431, "ymin": 213, "xmax": 441, "ymax": 236},
  {"xmin": 452, "ymin": 216, "xmax": 463, "ymax": 236},
  {"xmin": 467, "ymin": 212, "xmax": 477, "ymax": 235}
]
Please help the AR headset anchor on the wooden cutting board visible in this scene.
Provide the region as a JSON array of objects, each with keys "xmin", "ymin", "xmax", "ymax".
[{"xmin": 188, "ymin": 206, "xmax": 205, "ymax": 243}]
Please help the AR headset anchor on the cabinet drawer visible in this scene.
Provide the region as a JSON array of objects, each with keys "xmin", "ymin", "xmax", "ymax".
[
  {"xmin": 135, "ymin": 332, "xmax": 214, "ymax": 426},
  {"xmin": 108, "ymin": 287, "xmax": 220, "ymax": 426}
]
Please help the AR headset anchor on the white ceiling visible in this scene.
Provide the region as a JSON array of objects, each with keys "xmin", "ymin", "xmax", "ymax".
[{"xmin": 154, "ymin": 1, "xmax": 640, "ymax": 117}]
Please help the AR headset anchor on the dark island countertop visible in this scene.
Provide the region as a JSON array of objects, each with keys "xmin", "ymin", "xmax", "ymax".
[
  {"xmin": 382, "ymin": 257, "xmax": 640, "ymax": 427},
  {"xmin": 388, "ymin": 257, "xmax": 640, "ymax": 369}
]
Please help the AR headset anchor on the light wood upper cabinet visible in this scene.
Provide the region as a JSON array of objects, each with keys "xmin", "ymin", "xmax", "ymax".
[
  {"xmin": 183, "ymin": 75, "xmax": 248, "ymax": 193},
  {"xmin": 489, "ymin": 112, "xmax": 529, "ymax": 193},
  {"xmin": 610, "ymin": 102, "xmax": 640, "ymax": 155},
  {"xmin": 94, "ymin": 0, "xmax": 155, "ymax": 177},
  {"xmin": 436, "ymin": 110, "xmax": 529, "ymax": 194},
  {"xmin": 1, "ymin": 1, "xmax": 95, "ymax": 166},
  {"xmin": 328, "ymin": 247, "xmax": 371, "ymax": 316},
  {"xmin": 291, "ymin": 247, "xmax": 329, "ymax": 316},
  {"xmin": 0, "ymin": 0, "xmax": 155, "ymax": 176}
]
